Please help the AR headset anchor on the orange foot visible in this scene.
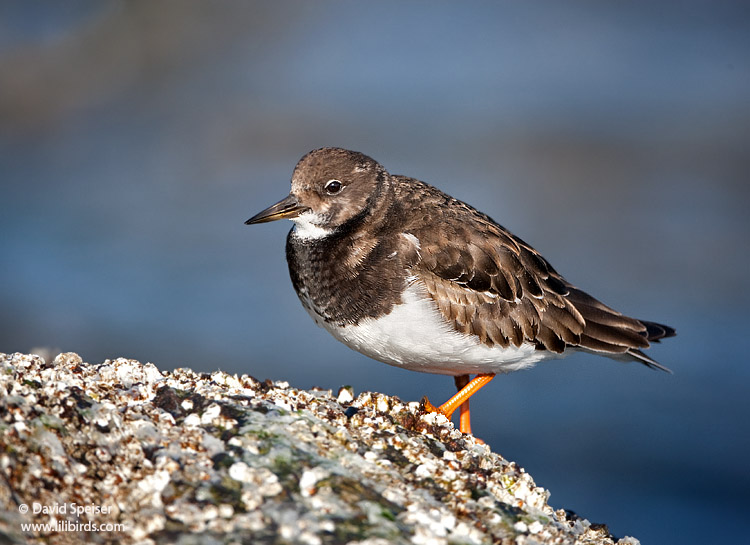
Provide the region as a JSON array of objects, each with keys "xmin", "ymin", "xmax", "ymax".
[{"xmin": 421, "ymin": 373, "xmax": 495, "ymax": 441}]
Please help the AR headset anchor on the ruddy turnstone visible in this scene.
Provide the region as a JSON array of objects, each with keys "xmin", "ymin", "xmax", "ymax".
[{"xmin": 246, "ymin": 148, "xmax": 675, "ymax": 436}]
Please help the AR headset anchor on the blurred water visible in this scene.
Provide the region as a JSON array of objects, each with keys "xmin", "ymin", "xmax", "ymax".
[{"xmin": 2, "ymin": 2, "xmax": 749, "ymax": 543}]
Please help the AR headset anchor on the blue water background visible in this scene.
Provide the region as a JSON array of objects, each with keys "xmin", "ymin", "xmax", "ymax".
[{"xmin": 2, "ymin": 2, "xmax": 749, "ymax": 543}]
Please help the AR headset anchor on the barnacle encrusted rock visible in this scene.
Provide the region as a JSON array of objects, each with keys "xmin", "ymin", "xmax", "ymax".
[{"xmin": 0, "ymin": 352, "xmax": 639, "ymax": 545}]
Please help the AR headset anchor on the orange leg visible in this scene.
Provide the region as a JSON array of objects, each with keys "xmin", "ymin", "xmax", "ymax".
[
  {"xmin": 454, "ymin": 375, "xmax": 473, "ymax": 434},
  {"xmin": 422, "ymin": 373, "xmax": 496, "ymax": 434},
  {"xmin": 458, "ymin": 402, "xmax": 472, "ymax": 434}
]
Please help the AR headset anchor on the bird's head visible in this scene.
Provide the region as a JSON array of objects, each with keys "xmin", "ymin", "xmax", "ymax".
[{"xmin": 246, "ymin": 147, "xmax": 387, "ymax": 239}]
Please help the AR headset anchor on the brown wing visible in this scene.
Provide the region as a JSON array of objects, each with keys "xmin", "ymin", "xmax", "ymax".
[{"xmin": 407, "ymin": 203, "xmax": 673, "ymax": 370}]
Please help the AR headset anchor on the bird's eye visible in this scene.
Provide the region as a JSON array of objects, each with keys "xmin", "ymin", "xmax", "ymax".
[{"xmin": 325, "ymin": 179, "xmax": 343, "ymax": 195}]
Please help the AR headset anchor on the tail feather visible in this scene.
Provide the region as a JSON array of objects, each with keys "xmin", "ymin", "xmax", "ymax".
[
  {"xmin": 626, "ymin": 348, "xmax": 673, "ymax": 373},
  {"xmin": 566, "ymin": 285, "xmax": 676, "ymax": 372},
  {"xmin": 641, "ymin": 320, "xmax": 676, "ymax": 342}
]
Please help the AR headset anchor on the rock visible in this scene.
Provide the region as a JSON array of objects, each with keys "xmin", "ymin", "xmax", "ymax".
[{"xmin": 0, "ymin": 352, "xmax": 639, "ymax": 545}]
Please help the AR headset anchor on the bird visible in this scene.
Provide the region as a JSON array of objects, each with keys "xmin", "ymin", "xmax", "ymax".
[{"xmin": 246, "ymin": 147, "xmax": 675, "ymax": 437}]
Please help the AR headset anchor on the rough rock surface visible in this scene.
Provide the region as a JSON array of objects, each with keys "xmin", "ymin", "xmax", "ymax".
[{"xmin": 0, "ymin": 352, "xmax": 639, "ymax": 545}]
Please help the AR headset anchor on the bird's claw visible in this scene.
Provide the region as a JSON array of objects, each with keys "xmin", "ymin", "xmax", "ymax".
[{"xmin": 420, "ymin": 396, "xmax": 440, "ymax": 414}]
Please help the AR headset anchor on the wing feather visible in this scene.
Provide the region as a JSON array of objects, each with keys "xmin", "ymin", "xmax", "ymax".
[{"xmin": 404, "ymin": 198, "xmax": 672, "ymax": 368}]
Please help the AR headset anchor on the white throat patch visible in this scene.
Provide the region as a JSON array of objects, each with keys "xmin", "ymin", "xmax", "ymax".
[{"xmin": 291, "ymin": 211, "xmax": 334, "ymax": 241}]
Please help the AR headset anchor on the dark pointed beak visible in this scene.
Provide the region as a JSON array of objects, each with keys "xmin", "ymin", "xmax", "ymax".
[{"xmin": 245, "ymin": 194, "xmax": 308, "ymax": 225}]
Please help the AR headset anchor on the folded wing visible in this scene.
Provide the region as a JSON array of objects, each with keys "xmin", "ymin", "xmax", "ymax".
[{"xmin": 407, "ymin": 203, "xmax": 674, "ymax": 371}]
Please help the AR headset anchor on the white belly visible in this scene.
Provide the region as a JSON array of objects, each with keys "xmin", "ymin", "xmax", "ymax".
[{"xmin": 311, "ymin": 282, "xmax": 553, "ymax": 376}]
